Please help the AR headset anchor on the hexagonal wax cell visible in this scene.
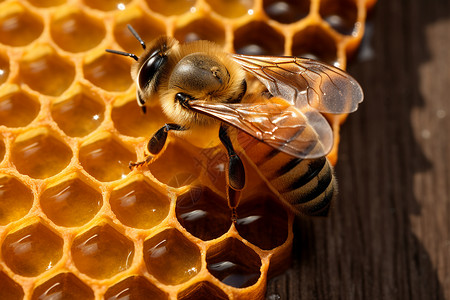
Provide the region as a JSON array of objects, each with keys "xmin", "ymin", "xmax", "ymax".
[
  {"xmin": 145, "ymin": 0, "xmax": 196, "ymax": 16},
  {"xmin": 0, "ymin": 175, "xmax": 34, "ymax": 225},
  {"xmin": 143, "ymin": 228, "xmax": 201, "ymax": 285},
  {"xmin": 263, "ymin": 0, "xmax": 310, "ymax": 24},
  {"xmin": 19, "ymin": 48, "xmax": 75, "ymax": 96},
  {"xmin": 235, "ymin": 193, "xmax": 289, "ymax": 250},
  {"xmin": 0, "ymin": 3, "xmax": 44, "ymax": 47},
  {"xmin": 113, "ymin": 12, "xmax": 165, "ymax": 56},
  {"xmin": 0, "ymin": 89, "xmax": 40, "ymax": 128},
  {"xmin": 292, "ymin": 25, "xmax": 338, "ymax": 66},
  {"xmin": 206, "ymin": 238, "xmax": 262, "ymax": 288},
  {"xmin": 176, "ymin": 186, "xmax": 231, "ymax": 241},
  {"xmin": 2, "ymin": 223, "xmax": 64, "ymax": 277},
  {"xmin": 205, "ymin": 0, "xmax": 254, "ymax": 19},
  {"xmin": 51, "ymin": 91, "xmax": 104, "ymax": 137},
  {"xmin": 79, "ymin": 135, "xmax": 135, "ymax": 182},
  {"xmin": 31, "ymin": 273, "xmax": 94, "ymax": 300},
  {"xmin": 50, "ymin": 9, "xmax": 106, "ymax": 53},
  {"xmin": 110, "ymin": 177, "xmax": 170, "ymax": 229},
  {"xmin": 71, "ymin": 224, "xmax": 134, "ymax": 279},
  {"xmin": 111, "ymin": 100, "xmax": 165, "ymax": 138},
  {"xmin": 0, "ymin": 271, "xmax": 24, "ymax": 300},
  {"xmin": 234, "ymin": 21, "xmax": 285, "ymax": 55},
  {"xmin": 11, "ymin": 129, "xmax": 72, "ymax": 179},
  {"xmin": 174, "ymin": 18, "xmax": 226, "ymax": 46},
  {"xmin": 319, "ymin": 0, "xmax": 359, "ymax": 35},
  {"xmin": 40, "ymin": 177, "xmax": 102, "ymax": 227},
  {"xmin": 83, "ymin": 53, "xmax": 132, "ymax": 92},
  {"xmin": 104, "ymin": 276, "xmax": 168, "ymax": 300}
]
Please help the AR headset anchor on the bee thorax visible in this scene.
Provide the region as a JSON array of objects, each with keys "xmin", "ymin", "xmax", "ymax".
[{"xmin": 168, "ymin": 53, "xmax": 229, "ymax": 97}]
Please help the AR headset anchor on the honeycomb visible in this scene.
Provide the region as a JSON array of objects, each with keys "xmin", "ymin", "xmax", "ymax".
[{"xmin": 0, "ymin": 0, "xmax": 374, "ymax": 299}]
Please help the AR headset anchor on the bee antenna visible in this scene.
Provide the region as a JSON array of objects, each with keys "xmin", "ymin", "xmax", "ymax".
[
  {"xmin": 105, "ymin": 49, "xmax": 139, "ymax": 61},
  {"xmin": 127, "ymin": 24, "xmax": 146, "ymax": 50}
]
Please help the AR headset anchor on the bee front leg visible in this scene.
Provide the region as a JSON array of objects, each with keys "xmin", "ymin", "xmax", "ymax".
[
  {"xmin": 219, "ymin": 124, "xmax": 245, "ymax": 222},
  {"xmin": 129, "ymin": 123, "xmax": 186, "ymax": 169}
]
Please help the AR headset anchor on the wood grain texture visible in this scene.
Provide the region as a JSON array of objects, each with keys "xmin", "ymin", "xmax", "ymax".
[{"xmin": 266, "ymin": 0, "xmax": 450, "ymax": 299}]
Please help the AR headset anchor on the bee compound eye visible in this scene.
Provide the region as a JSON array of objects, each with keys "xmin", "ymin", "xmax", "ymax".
[{"xmin": 138, "ymin": 50, "xmax": 167, "ymax": 90}]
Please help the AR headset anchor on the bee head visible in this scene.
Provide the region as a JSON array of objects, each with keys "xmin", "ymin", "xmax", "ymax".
[
  {"xmin": 105, "ymin": 26, "xmax": 177, "ymax": 113},
  {"xmin": 132, "ymin": 36, "xmax": 179, "ymax": 112}
]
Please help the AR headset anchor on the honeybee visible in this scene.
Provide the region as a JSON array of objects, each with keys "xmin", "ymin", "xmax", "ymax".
[{"xmin": 106, "ymin": 25, "xmax": 363, "ymax": 221}]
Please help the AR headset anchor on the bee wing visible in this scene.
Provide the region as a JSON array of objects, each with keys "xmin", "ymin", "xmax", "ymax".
[
  {"xmin": 189, "ymin": 100, "xmax": 333, "ymax": 159},
  {"xmin": 232, "ymin": 54, "xmax": 363, "ymax": 114}
]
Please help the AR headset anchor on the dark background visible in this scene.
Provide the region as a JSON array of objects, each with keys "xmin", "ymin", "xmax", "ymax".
[{"xmin": 267, "ymin": 0, "xmax": 450, "ymax": 299}]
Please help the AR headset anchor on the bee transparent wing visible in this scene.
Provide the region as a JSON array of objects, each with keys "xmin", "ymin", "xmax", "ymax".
[
  {"xmin": 189, "ymin": 100, "xmax": 333, "ymax": 159},
  {"xmin": 231, "ymin": 54, "xmax": 363, "ymax": 114}
]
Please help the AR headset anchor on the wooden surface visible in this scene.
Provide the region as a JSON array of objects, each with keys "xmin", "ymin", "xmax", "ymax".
[{"xmin": 266, "ymin": 0, "xmax": 450, "ymax": 299}]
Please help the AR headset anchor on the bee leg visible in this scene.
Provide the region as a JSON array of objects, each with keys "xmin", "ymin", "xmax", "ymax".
[
  {"xmin": 219, "ymin": 124, "xmax": 245, "ymax": 222},
  {"xmin": 148, "ymin": 123, "xmax": 186, "ymax": 154},
  {"xmin": 129, "ymin": 123, "xmax": 186, "ymax": 170},
  {"xmin": 129, "ymin": 155, "xmax": 152, "ymax": 169}
]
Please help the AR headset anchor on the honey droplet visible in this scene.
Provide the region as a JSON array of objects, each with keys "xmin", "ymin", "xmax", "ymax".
[
  {"xmin": 143, "ymin": 229, "xmax": 201, "ymax": 285},
  {"xmin": 2, "ymin": 223, "xmax": 63, "ymax": 277},
  {"xmin": 31, "ymin": 273, "xmax": 94, "ymax": 300},
  {"xmin": 71, "ymin": 224, "xmax": 134, "ymax": 279}
]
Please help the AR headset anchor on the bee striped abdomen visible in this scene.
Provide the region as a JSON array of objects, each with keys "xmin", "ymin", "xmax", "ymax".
[{"xmin": 242, "ymin": 138, "xmax": 335, "ymax": 216}]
